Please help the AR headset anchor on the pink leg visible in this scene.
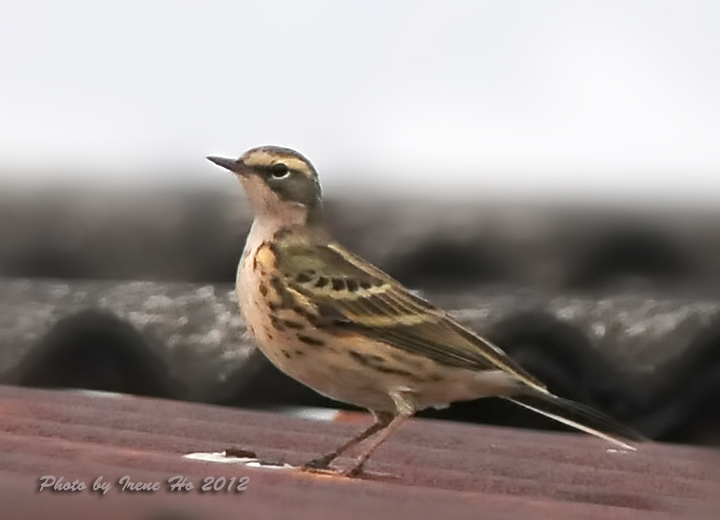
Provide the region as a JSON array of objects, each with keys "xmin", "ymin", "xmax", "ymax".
[
  {"xmin": 304, "ymin": 411, "xmax": 393, "ymax": 470},
  {"xmin": 344, "ymin": 390, "xmax": 416, "ymax": 476}
]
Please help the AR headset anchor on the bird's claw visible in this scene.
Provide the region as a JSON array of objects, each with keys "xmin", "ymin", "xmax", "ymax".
[{"xmin": 302, "ymin": 457, "xmax": 334, "ymax": 471}]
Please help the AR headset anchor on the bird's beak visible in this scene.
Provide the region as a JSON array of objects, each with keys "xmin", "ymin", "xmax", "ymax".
[{"xmin": 207, "ymin": 156, "xmax": 251, "ymax": 176}]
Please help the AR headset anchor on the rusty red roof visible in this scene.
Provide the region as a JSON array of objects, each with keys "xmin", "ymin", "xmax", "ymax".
[{"xmin": 0, "ymin": 384, "xmax": 716, "ymax": 519}]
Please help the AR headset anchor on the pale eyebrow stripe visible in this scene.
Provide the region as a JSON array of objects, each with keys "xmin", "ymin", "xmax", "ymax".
[{"xmin": 281, "ymin": 157, "xmax": 315, "ymax": 177}]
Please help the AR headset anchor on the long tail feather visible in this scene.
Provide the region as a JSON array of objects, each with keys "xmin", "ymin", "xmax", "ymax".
[{"xmin": 505, "ymin": 392, "xmax": 645, "ymax": 451}]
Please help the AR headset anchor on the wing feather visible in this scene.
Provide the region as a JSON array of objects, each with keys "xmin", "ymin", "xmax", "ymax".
[{"xmin": 272, "ymin": 237, "xmax": 547, "ymax": 392}]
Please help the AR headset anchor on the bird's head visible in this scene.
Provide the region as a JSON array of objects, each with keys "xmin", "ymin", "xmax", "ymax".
[{"xmin": 208, "ymin": 145, "xmax": 323, "ymax": 224}]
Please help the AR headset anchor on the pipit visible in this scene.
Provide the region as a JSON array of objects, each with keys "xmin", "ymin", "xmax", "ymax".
[{"xmin": 208, "ymin": 146, "xmax": 643, "ymax": 476}]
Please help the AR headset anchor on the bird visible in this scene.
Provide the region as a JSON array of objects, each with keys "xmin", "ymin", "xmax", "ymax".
[{"xmin": 207, "ymin": 145, "xmax": 644, "ymax": 476}]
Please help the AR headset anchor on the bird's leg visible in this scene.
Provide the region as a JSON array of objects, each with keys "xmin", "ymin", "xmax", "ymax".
[
  {"xmin": 303, "ymin": 410, "xmax": 393, "ymax": 470},
  {"xmin": 344, "ymin": 390, "xmax": 416, "ymax": 477}
]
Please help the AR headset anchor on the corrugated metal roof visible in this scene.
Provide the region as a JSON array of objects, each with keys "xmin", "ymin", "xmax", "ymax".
[
  {"xmin": 3, "ymin": 276, "xmax": 720, "ymax": 449},
  {"xmin": 1, "ymin": 385, "xmax": 716, "ymax": 519}
]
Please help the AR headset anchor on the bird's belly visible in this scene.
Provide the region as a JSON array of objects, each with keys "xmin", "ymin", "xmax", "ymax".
[
  {"xmin": 249, "ymin": 322, "xmax": 398, "ymax": 411},
  {"xmin": 269, "ymin": 344, "xmax": 400, "ymax": 412}
]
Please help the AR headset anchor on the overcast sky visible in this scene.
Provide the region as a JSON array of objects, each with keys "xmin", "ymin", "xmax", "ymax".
[{"xmin": 2, "ymin": 1, "xmax": 720, "ymax": 202}]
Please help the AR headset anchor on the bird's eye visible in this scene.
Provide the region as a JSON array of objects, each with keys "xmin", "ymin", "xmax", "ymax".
[{"xmin": 270, "ymin": 163, "xmax": 290, "ymax": 178}]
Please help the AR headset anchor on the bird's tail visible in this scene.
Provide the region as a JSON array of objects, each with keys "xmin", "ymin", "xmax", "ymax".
[{"xmin": 504, "ymin": 391, "xmax": 645, "ymax": 450}]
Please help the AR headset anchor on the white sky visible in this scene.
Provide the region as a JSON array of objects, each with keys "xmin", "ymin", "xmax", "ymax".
[{"xmin": 1, "ymin": 0, "xmax": 720, "ymax": 202}]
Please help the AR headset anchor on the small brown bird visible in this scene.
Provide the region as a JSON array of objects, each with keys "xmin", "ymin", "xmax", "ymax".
[{"xmin": 208, "ymin": 146, "xmax": 643, "ymax": 476}]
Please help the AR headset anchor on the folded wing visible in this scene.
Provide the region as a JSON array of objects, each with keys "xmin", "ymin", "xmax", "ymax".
[{"xmin": 272, "ymin": 238, "xmax": 548, "ymax": 393}]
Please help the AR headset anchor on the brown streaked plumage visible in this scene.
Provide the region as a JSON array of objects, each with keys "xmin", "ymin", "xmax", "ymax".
[{"xmin": 208, "ymin": 145, "xmax": 644, "ymax": 476}]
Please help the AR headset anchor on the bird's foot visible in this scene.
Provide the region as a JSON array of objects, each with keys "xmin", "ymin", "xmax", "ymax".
[
  {"xmin": 341, "ymin": 462, "xmax": 366, "ymax": 478},
  {"xmin": 302, "ymin": 455, "xmax": 335, "ymax": 472},
  {"xmin": 301, "ymin": 456, "xmax": 368, "ymax": 478},
  {"xmin": 303, "ymin": 457, "xmax": 332, "ymax": 470}
]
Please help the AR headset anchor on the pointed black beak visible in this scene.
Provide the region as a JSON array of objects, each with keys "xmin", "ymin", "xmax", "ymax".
[{"xmin": 207, "ymin": 156, "xmax": 249, "ymax": 175}]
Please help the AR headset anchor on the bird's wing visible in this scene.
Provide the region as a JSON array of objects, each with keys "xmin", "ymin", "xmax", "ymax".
[{"xmin": 271, "ymin": 238, "xmax": 547, "ymax": 393}]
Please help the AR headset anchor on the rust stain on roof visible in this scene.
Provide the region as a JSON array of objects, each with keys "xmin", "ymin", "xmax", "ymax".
[{"xmin": 0, "ymin": 385, "xmax": 716, "ymax": 520}]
